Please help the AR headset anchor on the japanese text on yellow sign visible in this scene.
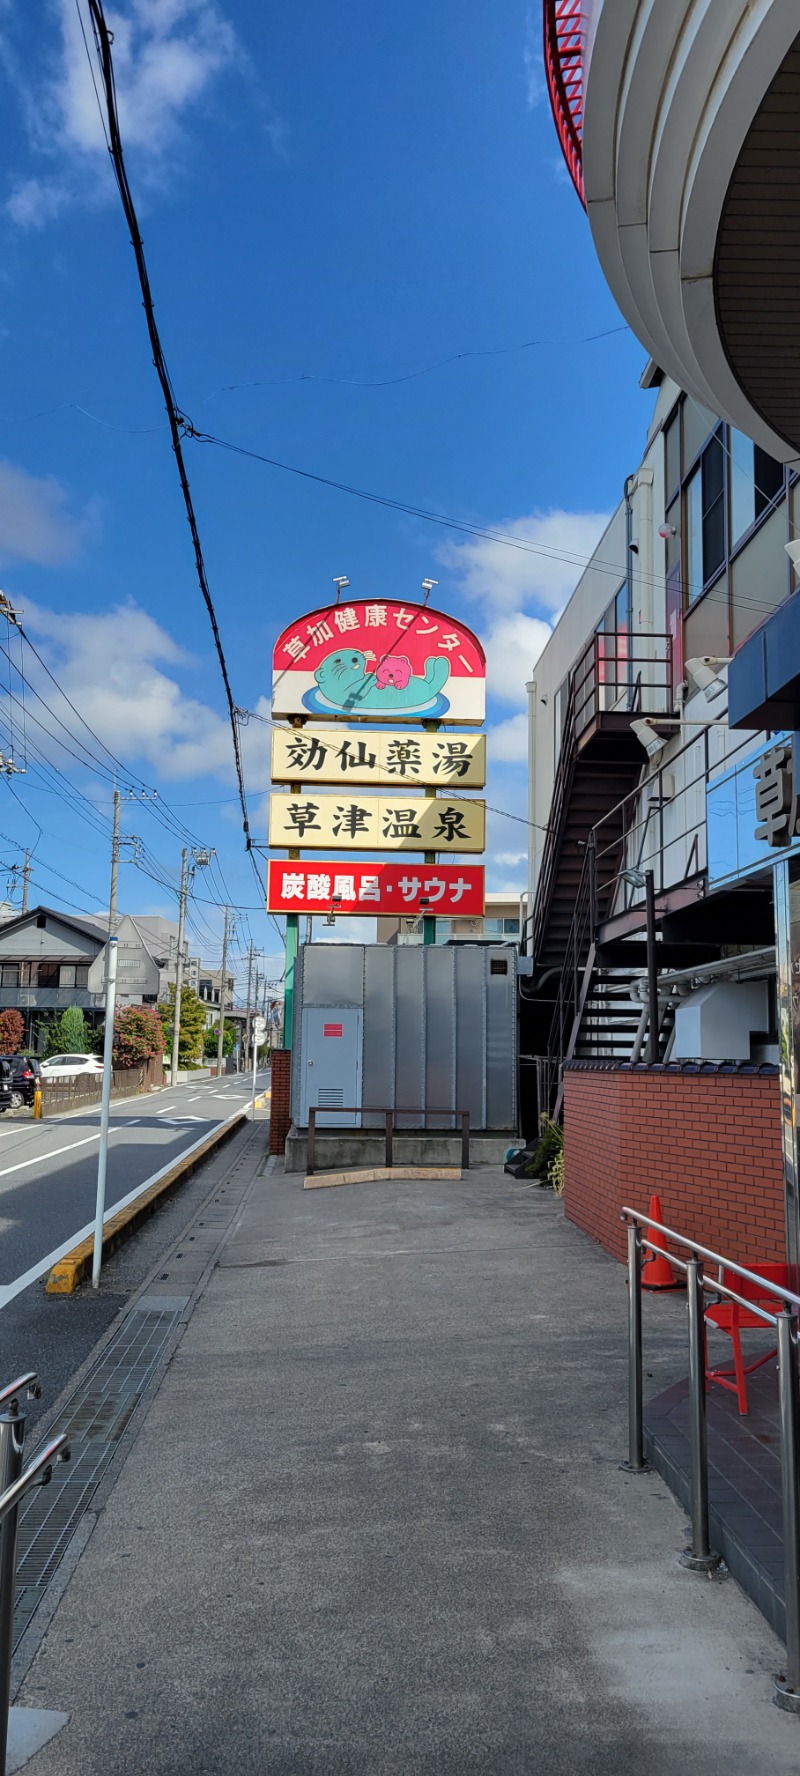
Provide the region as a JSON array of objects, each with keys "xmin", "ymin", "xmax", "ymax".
[
  {"xmin": 268, "ymin": 794, "xmax": 485, "ymax": 853},
  {"xmin": 271, "ymin": 727, "xmax": 486, "ymax": 788}
]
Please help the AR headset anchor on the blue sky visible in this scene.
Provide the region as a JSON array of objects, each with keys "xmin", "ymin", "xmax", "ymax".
[{"xmin": 0, "ymin": 0, "xmax": 654, "ymax": 987}]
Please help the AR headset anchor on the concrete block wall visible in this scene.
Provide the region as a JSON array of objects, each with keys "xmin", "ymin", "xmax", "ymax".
[
  {"xmin": 563, "ymin": 1065, "xmax": 784, "ymax": 1266},
  {"xmin": 270, "ymin": 1049, "xmax": 292, "ymax": 1155}
]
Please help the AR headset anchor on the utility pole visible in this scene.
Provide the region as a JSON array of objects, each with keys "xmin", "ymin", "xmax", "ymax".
[
  {"xmin": 170, "ymin": 848, "xmax": 189, "ymax": 1088},
  {"xmin": 21, "ymin": 849, "xmax": 30, "ymax": 914},
  {"xmin": 216, "ymin": 908, "xmax": 230, "ymax": 1079},
  {"xmin": 92, "ymin": 935, "xmax": 118, "ymax": 1289},
  {"xmin": 244, "ymin": 944, "xmax": 256, "ymax": 1075}
]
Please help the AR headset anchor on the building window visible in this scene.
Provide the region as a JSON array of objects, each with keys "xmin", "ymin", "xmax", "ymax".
[
  {"xmin": 685, "ymin": 429, "xmax": 724, "ymax": 603},
  {"xmin": 59, "ymin": 965, "xmax": 76, "ymax": 988},
  {"xmin": 664, "ymin": 400, "xmax": 788, "ymax": 637},
  {"xmin": 729, "ymin": 429, "xmax": 784, "ymax": 549},
  {"xmin": 76, "ymin": 966, "xmax": 89, "ymax": 988},
  {"xmin": 0, "ymin": 965, "xmax": 18, "ymax": 988},
  {"xmin": 36, "ymin": 963, "xmax": 59, "ymax": 988},
  {"xmin": 502, "ymin": 919, "xmax": 520, "ymax": 935}
]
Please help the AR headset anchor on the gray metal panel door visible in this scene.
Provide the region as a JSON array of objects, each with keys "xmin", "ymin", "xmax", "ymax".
[{"xmin": 300, "ymin": 1007, "xmax": 361, "ymax": 1128}]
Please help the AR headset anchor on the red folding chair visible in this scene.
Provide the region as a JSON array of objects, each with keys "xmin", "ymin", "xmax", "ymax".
[{"xmin": 704, "ymin": 1261, "xmax": 789, "ymax": 1415}]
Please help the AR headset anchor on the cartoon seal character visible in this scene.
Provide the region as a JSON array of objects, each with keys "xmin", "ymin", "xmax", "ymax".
[
  {"xmin": 313, "ymin": 648, "xmax": 450, "ymax": 713},
  {"xmin": 375, "ymin": 654, "xmax": 412, "ymax": 691}
]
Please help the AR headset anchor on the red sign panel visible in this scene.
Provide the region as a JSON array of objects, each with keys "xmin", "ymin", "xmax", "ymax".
[
  {"xmin": 323, "ymin": 1023, "xmax": 343, "ymax": 1037},
  {"xmin": 267, "ymin": 859, "xmax": 485, "ymax": 917},
  {"xmin": 272, "ymin": 598, "xmax": 485, "ymax": 725}
]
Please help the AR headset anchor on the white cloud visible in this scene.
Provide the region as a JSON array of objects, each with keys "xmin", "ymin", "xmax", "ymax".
[
  {"xmin": 4, "ymin": 0, "xmax": 243, "ymax": 229},
  {"xmin": 439, "ymin": 508, "xmax": 611, "ymax": 616},
  {"xmin": 0, "ymin": 461, "xmax": 91, "ymax": 565},
  {"xmin": 314, "ymin": 915, "xmax": 376, "ymax": 945},
  {"xmin": 484, "ymin": 612, "xmax": 553, "ymax": 706},
  {"xmin": 21, "ymin": 596, "xmax": 267, "ymax": 784},
  {"xmin": 489, "ymin": 711, "xmax": 528, "ymax": 763},
  {"xmin": 523, "ymin": 9, "xmax": 544, "ymax": 109},
  {"xmin": 441, "ymin": 506, "xmax": 612, "ymax": 710}
]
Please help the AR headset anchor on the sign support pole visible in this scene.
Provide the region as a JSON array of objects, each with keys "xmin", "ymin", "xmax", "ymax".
[
  {"xmin": 423, "ymin": 854, "xmax": 436, "ymax": 945},
  {"xmin": 283, "ymin": 914, "xmax": 298, "ymax": 1049}
]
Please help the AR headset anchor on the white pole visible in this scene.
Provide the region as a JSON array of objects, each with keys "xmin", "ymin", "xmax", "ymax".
[
  {"xmin": 250, "ymin": 1029, "xmax": 258, "ymax": 1120},
  {"xmin": 92, "ymin": 935, "xmax": 118, "ymax": 1289}
]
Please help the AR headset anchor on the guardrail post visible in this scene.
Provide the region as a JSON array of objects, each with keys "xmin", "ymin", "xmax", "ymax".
[
  {"xmin": 0, "ymin": 1405, "xmax": 25, "ymax": 1772},
  {"xmin": 307, "ymin": 1108, "xmax": 316, "ymax": 1178},
  {"xmin": 622, "ymin": 1223, "xmax": 647, "ymax": 1473},
  {"xmin": 774, "ymin": 1311, "xmax": 800, "ymax": 1712},
  {"xmin": 680, "ymin": 1257, "xmax": 721, "ymax": 1572}
]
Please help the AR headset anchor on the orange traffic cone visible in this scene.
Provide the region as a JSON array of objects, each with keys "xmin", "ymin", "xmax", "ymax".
[{"xmin": 641, "ymin": 1193, "xmax": 683, "ymax": 1290}]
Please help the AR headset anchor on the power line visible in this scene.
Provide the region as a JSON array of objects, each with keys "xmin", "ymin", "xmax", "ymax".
[
  {"xmin": 185, "ymin": 424, "xmax": 798, "ymax": 618},
  {"xmin": 85, "ymin": 0, "xmax": 255, "ymax": 859},
  {"xmin": 196, "ymin": 324, "xmax": 632, "ymax": 400}
]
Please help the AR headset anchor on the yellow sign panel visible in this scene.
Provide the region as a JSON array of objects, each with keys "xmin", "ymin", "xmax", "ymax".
[
  {"xmin": 268, "ymin": 793, "xmax": 485, "ymax": 854},
  {"xmin": 271, "ymin": 727, "xmax": 485, "ymax": 789}
]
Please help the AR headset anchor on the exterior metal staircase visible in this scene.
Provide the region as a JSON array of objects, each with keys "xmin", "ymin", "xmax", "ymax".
[{"xmin": 525, "ymin": 631, "xmax": 675, "ymax": 1121}]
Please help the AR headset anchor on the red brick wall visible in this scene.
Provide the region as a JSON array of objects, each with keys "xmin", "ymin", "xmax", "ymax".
[
  {"xmin": 269, "ymin": 1049, "xmax": 292, "ymax": 1155},
  {"xmin": 563, "ymin": 1067, "xmax": 785, "ymax": 1265}
]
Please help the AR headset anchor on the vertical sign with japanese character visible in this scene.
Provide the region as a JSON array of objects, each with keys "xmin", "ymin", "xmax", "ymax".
[{"xmin": 272, "ymin": 598, "xmax": 485, "ymax": 724}]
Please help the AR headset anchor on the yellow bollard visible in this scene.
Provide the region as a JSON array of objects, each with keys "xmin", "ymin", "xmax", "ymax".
[{"xmin": 33, "ymin": 1085, "xmax": 42, "ymax": 1121}]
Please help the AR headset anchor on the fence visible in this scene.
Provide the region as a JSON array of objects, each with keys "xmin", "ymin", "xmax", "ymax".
[
  {"xmin": 40, "ymin": 1054, "xmax": 164, "ymax": 1115},
  {"xmin": 306, "ymin": 1106, "xmax": 471, "ymax": 1177},
  {"xmin": 622, "ymin": 1205, "xmax": 800, "ymax": 1714},
  {"xmin": 0, "ymin": 1374, "xmax": 70, "ymax": 1773}
]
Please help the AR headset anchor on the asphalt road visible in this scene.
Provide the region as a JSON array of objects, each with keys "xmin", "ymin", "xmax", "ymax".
[{"xmin": 0, "ymin": 1071, "xmax": 268, "ymax": 1301}]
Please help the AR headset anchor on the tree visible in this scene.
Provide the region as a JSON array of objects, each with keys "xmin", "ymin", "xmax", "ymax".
[
  {"xmin": 158, "ymin": 983, "xmax": 206, "ymax": 1068},
  {"xmin": 0, "ymin": 1008, "xmax": 25, "ymax": 1054},
  {"xmin": 203, "ymin": 1020, "xmax": 235, "ymax": 1059},
  {"xmin": 111, "ymin": 1005, "xmax": 166, "ymax": 1070},
  {"xmin": 45, "ymin": 1006, "xmax": 89, "ymax": 1058}
]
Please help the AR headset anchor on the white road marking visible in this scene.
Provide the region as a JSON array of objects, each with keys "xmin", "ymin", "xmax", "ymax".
[
  {"xmin": 0, "ymin": 1129, "xmax": 115, "ymax": 1181},
  {"xmin": 0, "ymin": 1108, "xmax": 245, "ymax": 1310},
  {"xmin": 187, "ymin": 1095, "xmax": 201, "ymax": 1102}
]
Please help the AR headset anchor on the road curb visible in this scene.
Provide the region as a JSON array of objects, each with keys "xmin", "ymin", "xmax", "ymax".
[
  {"xmin": 45, "ymin": 1111, "xmax": 248, "ymax": 1293},
  {"xmin": 304, "ymin": 1165, "xmax": 462, "ymax": 1189}
]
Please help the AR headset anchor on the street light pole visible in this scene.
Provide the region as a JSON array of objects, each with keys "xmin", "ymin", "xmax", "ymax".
[
  {"xmin": 170, "ymin": 848, "xmax": 188, "ymax": 1088},
  {"xmin": 108, "ymin": 785, "xmax": 121, "ymax": 937},
  {"xmin": 92, "ymin": 935, "xmax": 118, "ymax": 1289},
  {"xmin": 216, "ymin": 908, "xmax": 230, "ymax": 1079},
  {"xmin": 244, "ymin": 943, "xmax": 255, "ymax": 1076}
]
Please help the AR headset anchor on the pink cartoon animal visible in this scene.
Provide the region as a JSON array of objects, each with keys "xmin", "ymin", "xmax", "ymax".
[{"xmin": 375, "ymin": 654, "xmax": 412, "ymax": 691}]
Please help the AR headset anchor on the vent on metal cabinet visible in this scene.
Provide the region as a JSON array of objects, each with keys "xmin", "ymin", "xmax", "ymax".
[
  {"xmin": 317, "ymin": 1087, "xmax": 344, "ymax": 1108},
  {"xmin": 490, "ymin": 958, "xmax": 508, "ymax": 976}
]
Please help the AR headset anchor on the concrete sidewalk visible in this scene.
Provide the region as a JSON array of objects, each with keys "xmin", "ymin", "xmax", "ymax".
[{"xmin": 14, "ymin": 1162, "xmax": 800, "ymax": 1774}]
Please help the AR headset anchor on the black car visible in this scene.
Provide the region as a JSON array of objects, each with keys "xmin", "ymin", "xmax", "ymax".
[
  {"xmin": 0, "ymin": 1060, "xmax": 13, "ymax": 1113},
  {"xmin": 0, "ymin": 1054, "xmax": 42, "ymax": 1108}
]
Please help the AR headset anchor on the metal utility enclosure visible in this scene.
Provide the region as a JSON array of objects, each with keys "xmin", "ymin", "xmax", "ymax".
[{"xmin": 291, "ymin": 943, "xmax": 517, "ymax": 1131}]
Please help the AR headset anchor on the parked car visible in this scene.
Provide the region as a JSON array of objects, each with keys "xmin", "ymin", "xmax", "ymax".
[
  {"xmin": 39, "ymin": 1054, "xmax": 104, "ymax": 1083},
  {"xmin": 0, "ymin": 1054, "xmax": 42, "ymax": 1108},
  {"xmin": 0, "ymin": 1060, "xmax": 13, "ymax": 1114}
]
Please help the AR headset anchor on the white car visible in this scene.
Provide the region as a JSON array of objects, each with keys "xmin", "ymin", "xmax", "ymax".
[{"xmin": 40, "ymin": 1054, "xmax": 104, "ymax": 1081}]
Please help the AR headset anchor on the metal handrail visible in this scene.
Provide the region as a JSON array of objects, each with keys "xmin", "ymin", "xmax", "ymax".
[
  {"xmin": 0, "ymin": 1375, "xmax": 39, "ymax": 1415},
  {"xmin": 621, "ymin": 1206, "xmax": 800, "ymax": 1313},
  {"xmin": 0, "ymin": 1376, "xmax": 70, "ymax": 1773},
  {"xmin": 0, "ymin": 1435, "xmax": 69, "ymax": 1527},
  {"xmin": 621, "ymin": 1210, "xmax": 800, "ymax": 1711}
]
